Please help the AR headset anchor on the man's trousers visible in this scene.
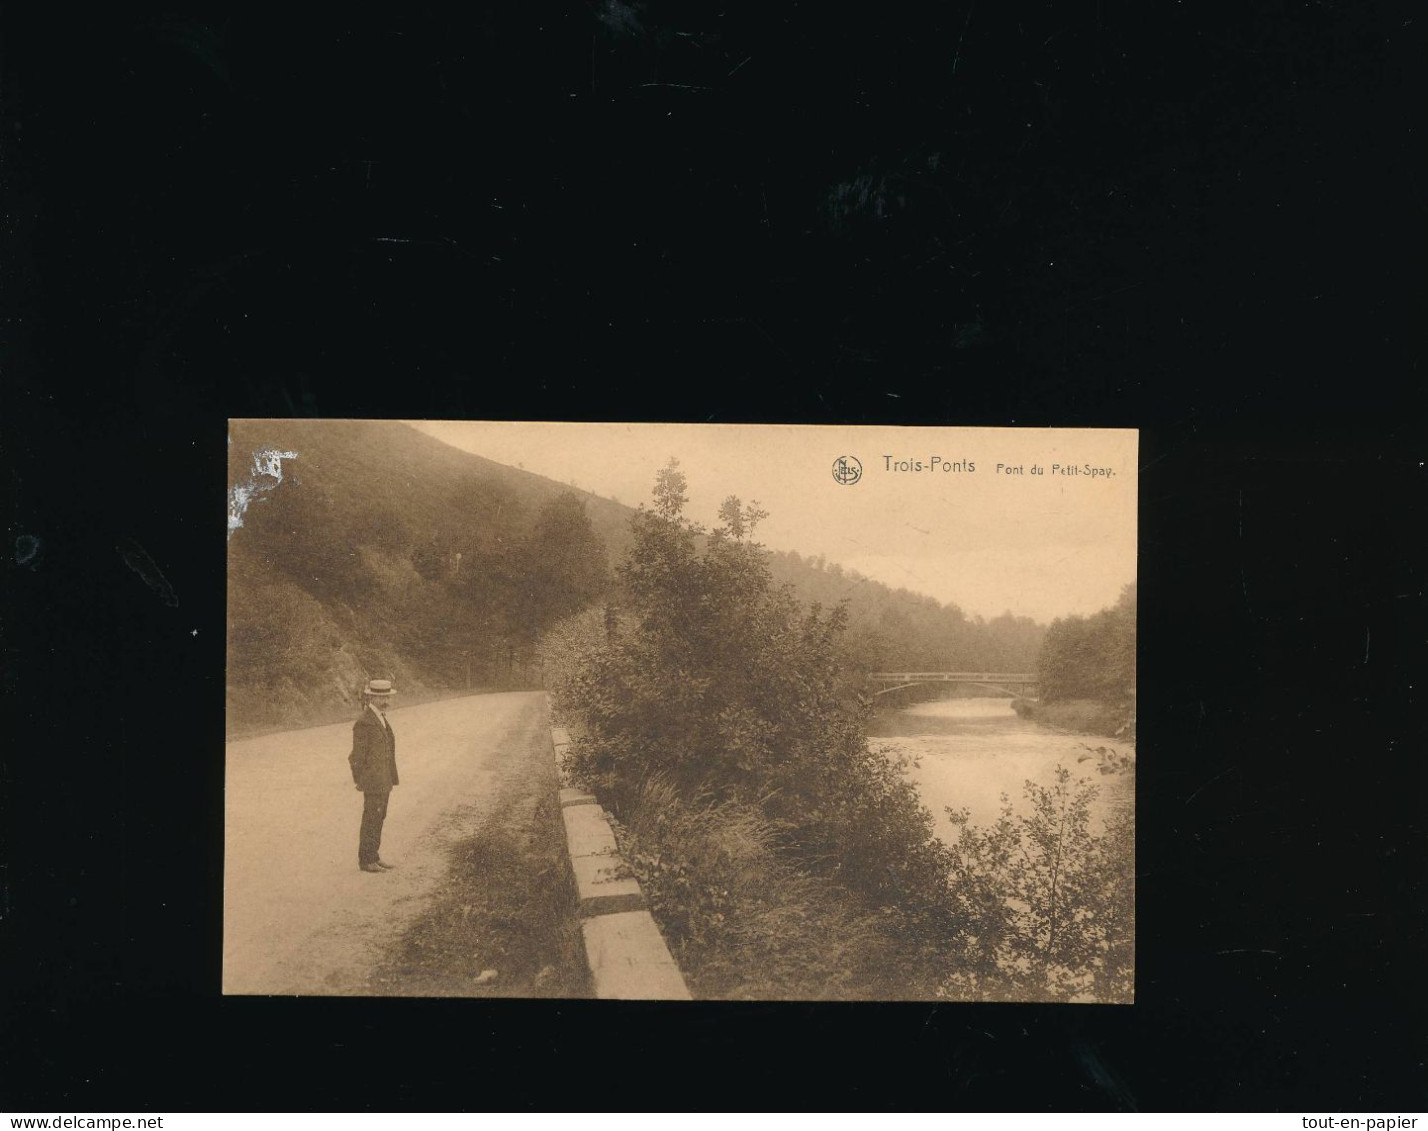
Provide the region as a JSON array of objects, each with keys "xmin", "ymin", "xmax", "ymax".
[{"xmin": 358, "ymin": 789, "xmax": 391, "ymax": 866}]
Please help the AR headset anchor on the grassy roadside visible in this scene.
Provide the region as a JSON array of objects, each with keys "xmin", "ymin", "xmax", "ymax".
[
  {"xmin": 364, "ymin": 705, "xmax": 591, "ymax": 999},
  {"xmin": 602, "ymin": 776, "xmax": 947, "ymax": 1001}
]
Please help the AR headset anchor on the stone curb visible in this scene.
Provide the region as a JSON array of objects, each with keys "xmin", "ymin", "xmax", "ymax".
[{"xmin": 550, "ymin": 727, "xmax": 692, "ymax": 1001}]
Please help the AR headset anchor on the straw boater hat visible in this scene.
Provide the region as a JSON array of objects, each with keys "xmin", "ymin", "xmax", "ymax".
[{"xmin": 364, "ymin": 678, "xmax": 397, "ymax": 698}]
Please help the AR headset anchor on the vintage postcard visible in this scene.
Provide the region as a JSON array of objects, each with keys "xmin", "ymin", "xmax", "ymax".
[{"xmin": 225, "ymin": 420, "xmax": 1136, "ymax": 1001}]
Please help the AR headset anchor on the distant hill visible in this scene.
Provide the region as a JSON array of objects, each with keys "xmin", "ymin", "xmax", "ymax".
[
  {"xmin": 226, "ymin": 420, "xmax": 1044, "ymax": 732},
  {"xmin": 229, "ymin": 418, "xmax": 638, "ymax": 563},
  {"xmin": 766, "ymin": 549, "xmax": 1045, "ymax": 676}
]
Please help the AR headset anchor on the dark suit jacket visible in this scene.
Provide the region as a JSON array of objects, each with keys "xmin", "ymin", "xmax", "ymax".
[{"xmin": 349, "ymin": 707, "xmax": 399, "ymax": 794}]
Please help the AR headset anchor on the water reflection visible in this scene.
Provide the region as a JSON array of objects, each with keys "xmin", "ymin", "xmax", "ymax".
[{"xmin": 867, "ymin": 697, "xmax": 1133, "ymax": 845}]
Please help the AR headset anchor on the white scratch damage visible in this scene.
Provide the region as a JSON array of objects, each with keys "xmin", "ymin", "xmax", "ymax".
[{"xmin": 228, "ymin": 446, "xmax": 299, "ymax": 539}]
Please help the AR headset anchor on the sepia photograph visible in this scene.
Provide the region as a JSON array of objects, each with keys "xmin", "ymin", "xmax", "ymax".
[
  {"xmin": 226, "ymin": 420, "xmax": 1136, "ymax": 1001},
  {"xmin": 7, "ymin": 0, "xmax": 1418, "ymax": 1109}
]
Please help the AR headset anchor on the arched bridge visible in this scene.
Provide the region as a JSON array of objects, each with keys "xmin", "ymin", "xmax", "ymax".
[{"xmin": 868, "ymin": 671, "xmax": 1039, "ymax": 698}]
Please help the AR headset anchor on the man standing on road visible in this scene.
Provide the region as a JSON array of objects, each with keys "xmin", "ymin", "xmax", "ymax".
[{"xmin": 350, "ymin": 678, "xmax": 400, "ymax": 873}]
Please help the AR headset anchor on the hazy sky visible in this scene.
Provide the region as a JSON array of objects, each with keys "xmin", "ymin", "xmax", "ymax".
[{"xmin": 409, "ymin": 421, "xmax": 1137, "ymax": 624}]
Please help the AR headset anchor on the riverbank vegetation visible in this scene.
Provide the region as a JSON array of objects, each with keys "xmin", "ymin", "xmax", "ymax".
[
  {"xmin": 1010, "ymin": 696, "xmax": 1130, "ymax": 738},
  {"xmin": 540, "ymin": 462, "xmax": 958, "ymax": 997},
  {"xmin": 940, "ymin": 767, "xmax": 1134, "ymax": 1002},
  {"xmin": 1023, "ymin": 583, "xmax": 1137, "ymax": 739},
  {"xmin": 542, "ymin": 460, "xmax": 1134, "ymax": 1001}
]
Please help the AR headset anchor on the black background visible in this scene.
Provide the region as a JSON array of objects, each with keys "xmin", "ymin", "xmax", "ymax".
[{"xmin": 2, "ymin": 2, "xmax": 1424, "ymax": 1111}]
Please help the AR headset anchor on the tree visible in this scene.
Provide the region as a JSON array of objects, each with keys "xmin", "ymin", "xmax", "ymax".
[
  {"xmin": 1037, "ymin": 586, "xmax": 1137, "ymax": 705},
  {"xmin": 543, "ymin": 461, "xmax": 957, "ymax": 920},
  {"xmin": 940, "ymin": 767, "xmax": 1134, "ymax": 1002},
  {"xmin": 249, "ymin": 475, "xmax": 370, "ymax": 598},
  {"xmin": 510, "ymin": 492, "xmax": 611, "ymax": 645},
  {"xmin": 717, "ymin": 494, "xmax": 768, "ymax": 541}
]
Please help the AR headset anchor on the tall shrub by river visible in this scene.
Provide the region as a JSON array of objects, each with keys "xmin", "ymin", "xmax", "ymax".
[
  {"xmin": 541, "ymin": 460, "xmax": 1134, "ymax": 1001},
  {"xmin": 541, "ymin": 461, "xmax": 960, "ymax": 996}
]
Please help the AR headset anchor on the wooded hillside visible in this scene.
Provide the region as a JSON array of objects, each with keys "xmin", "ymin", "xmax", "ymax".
[
  {"xmin": 227, "ymin": 419, "xmax": 621, "ymax": 729},
  {"xmin": 227, "ymin": 422, "xmax": 1047, "ymax": 730},
  {"xmin": 1037, "ymin": 582, "xmax": 1137, "ymax": 705},
  {"xmin": 766, "ymin": 550, "xmax": 1044, "ymax": 676}
]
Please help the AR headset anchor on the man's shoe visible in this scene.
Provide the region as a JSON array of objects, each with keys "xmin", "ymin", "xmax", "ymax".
[
  {"xmin": 360, "ymin": 862, "xmax": 384, "ymax": 873},
  {"xmin": 375, "ymin": 860, "xmax": 396, "ymax": 870}
]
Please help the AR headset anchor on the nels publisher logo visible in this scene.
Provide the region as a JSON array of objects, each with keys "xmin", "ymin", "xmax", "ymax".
[{"xmin": 832, "ymin": 455, "xmax": 863, "ymax": 486}]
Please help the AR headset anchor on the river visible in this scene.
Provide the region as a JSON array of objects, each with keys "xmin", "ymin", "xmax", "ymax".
[{"xmin": 866, "ymin": 697, "xmax": 1134, "ymax": 847}]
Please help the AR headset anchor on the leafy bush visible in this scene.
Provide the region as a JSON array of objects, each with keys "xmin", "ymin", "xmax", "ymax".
[
  {"xmin": 542, "ymin": 460, "xmax": 1134, "ymax": 1002},
  {"xmin": 542, "ymin": 460, "xmax": 956, "ymax": 922},
  {"xmin": 612, "ymin": 775, "xmax": 949, "ymax": 1000},
  {"xmin": 939, "ymin": 765, "xmax": 1134, "ymax": 1002}
]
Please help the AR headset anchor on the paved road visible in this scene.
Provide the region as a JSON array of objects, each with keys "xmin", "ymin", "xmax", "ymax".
[{"xmin": 223, "ymin": 690, "xmax": 563, "ymax": 996}]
